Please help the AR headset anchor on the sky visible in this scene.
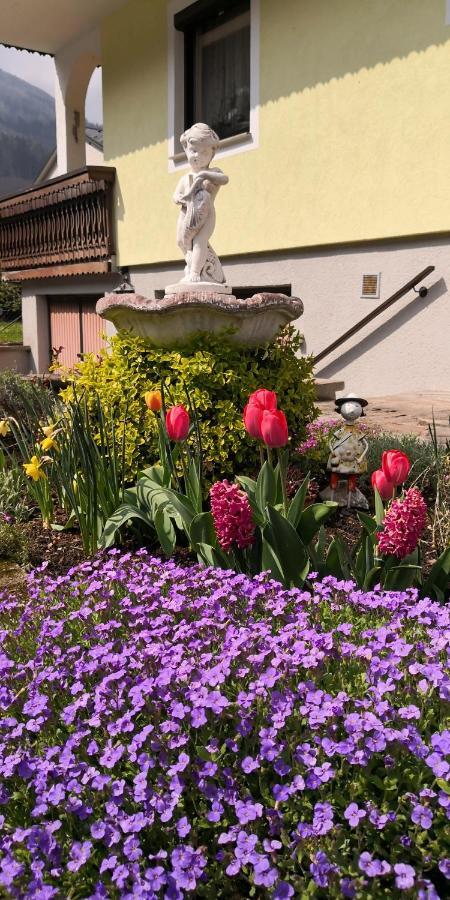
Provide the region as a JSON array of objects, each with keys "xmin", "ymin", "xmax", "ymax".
[{"xmin": 0, "ymin": 45, "xmax": 103, "ymax": 124}]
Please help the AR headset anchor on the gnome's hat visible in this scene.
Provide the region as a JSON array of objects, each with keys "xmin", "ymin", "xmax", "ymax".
[{"xmin": 335, "ymin": 392, "xmax": 368, "ymax": 416}]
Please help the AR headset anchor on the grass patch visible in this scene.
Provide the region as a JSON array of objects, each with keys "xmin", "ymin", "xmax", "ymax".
[{"xmin": 0, "ymin": 319, "xmax": 23, "ymax": 343}]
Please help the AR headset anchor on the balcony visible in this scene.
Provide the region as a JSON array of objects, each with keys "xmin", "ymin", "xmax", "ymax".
[{"xmin": 0, "ymin": 166, "xmax": 116, "ymax": 281}]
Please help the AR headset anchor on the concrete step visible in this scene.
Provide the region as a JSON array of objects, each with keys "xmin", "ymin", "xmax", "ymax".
[{"xmin": 315, "ymin": 378, "xmax": 345, "ymax": 401}]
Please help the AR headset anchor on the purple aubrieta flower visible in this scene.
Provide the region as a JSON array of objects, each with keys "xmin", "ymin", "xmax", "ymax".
[
  {"xmin": 411, "ymin": 803, "xmax": 433, "ymax": 830},
  {"xmin": 394, "ymin": 863, "xmax": 416, "ymax": 890},
  {"xmin": 309, "ymin": 851, "xmax": 339, "ymax": 888},
  {"xmin": 344, "ymin": 803, "xmax": 366, "ymax": 827},
  {"xmin": 176, "ymin": 817, "xmax": 191, "ymax": 838},
  {"xmin": 0, "ymin": 552, "xmax": 449, "ymax": 895},
  {"xmin": 273, "ymin": 881, "xmax": 295, "ymax": 898},
  {"xmin": 358, "ymin": 852, "xmax": 391, "ymax": 877},
  {"xmin": 67, "ymin": 841, "xmax": 92, "ymax": 873},
  {"xmin": 439, "ymin": 859, "xmax": 450, "ymax": 879},
  {"xmin": 235, "ymin": 799, "xmax": 263, "ymax": 824},
  {"xmin": 241, "ymin": 756, "xmax": 259, "ymax": 773}
]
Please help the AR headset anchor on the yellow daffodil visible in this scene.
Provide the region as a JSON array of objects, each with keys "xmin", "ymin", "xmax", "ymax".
[
  {"xmin": 41, "ymin": 424, "xmax": 56, "ymax": 438},
  {"xmin": 40, "ymin": 436, "xmax": 57, "ymax": 452},
  {"xmin": 0, "ymin": 420, "xmax": 10, "ymax": 437},
  {"xmin": 23, "ymin": 456, "xmax": 46, "ymax": 482}
]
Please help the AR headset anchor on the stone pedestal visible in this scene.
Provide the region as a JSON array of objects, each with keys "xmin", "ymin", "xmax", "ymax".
[
  {"xmin": 96, "ymin": 290, "xmax": 304, "ymax": 348},
  {"xmin": 320, "ymin": 482, "xmax": 369, "ymax": 510}
]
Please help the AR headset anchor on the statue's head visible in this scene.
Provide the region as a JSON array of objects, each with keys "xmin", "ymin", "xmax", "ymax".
[{"xmin": 180, "ymin": 123, "xmax": 220, "ymax": 171}]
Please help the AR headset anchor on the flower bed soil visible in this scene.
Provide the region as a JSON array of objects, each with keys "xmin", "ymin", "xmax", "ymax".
[{"xmin": 20, "ymin": 503, "xmax": 438, "ymax": 580}]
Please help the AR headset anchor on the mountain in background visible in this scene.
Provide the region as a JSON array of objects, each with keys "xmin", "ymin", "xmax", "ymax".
[{"xmin": 0, "ymin": 68, "xmax": 56, "ymax": 198}]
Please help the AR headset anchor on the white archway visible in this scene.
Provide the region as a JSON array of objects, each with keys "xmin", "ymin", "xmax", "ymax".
[{"xmin": 54, "ymin": 29, "xmax": 101, "ymax": 174}]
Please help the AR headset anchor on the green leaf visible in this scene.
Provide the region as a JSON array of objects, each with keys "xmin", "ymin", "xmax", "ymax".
[
  {"xmin": 154, "ymin": 506, "xmax": 176, "ymax": 557},
  {"xmin": 123, "ymin": 486, "xmax": 138, "ymax": 505},
  {"xmin": 139, "ymin": 464, "xmax": 167, "ymax": 485},
  {"xmin": 357, "ymin": 510, "xmax": 378, "ymax": 536},
  {"xmin": 297, "ymin": 502, "xmax": 337, "ymax": 546},
  {"xmin": 190, "ymin": 512, "xmax": 217, "ymax": 551},
  {"xmin": 315, "ymin": 525, "xmax": 328, "ymax": 561},
  {"xmin": 263, "ymin": 505, "xmax": 310, "ymax": 587},
  {"xmin": 437, "ymin": 778, "xmax": 450, "ymax": 795},
  {"xmin": 363, "ymin": 565, "xmax": 382, "ymax": 589},
  {"xmin": 373, "ymin": 487, "xmax": 385, "ymax": 526},
  {"xmin": 325, "ymin": 535, "xmax": 352, "ymax": 580},
  {"xmin": 185, "ymin": 459, "xmax": 202, "ymax": 514},
  {"xmin": 137, "ymin": 481, "xmax": 196, "ymax": 534},
  {"xmin": 236, "ymin": 475, "xmax": 257, "ymax": 497},
  {"xmin": 261, "ymin": 533, "xmax": 285, "ymax": 584},
  {"xmin": 287, "ymin": 475, "xmax": 309, "ymax": 528},
  {"xmin": 100, "ymin": 504, "xmax": 154, "ymax": 548},
  {"xmin": 196, "ymin": 542, "xmax": 231, "ymax": 569},
  {"xmin": 256, "ymin": 461, "xmax": 277, "ymax": 515},
  {"xmin": 161, "ymin": 488, "xmax": 196, "ymax": 531},
  {"xmin": 422, "ymin": 547, "xmax": 450, "ymax": 601},
  {"xmin": 137, "ymin": 475, "xmax": 164, "ymax": 513},
  {"xmin": 383, "ymin": 565, "xmax": 422, "ymax": 591}
]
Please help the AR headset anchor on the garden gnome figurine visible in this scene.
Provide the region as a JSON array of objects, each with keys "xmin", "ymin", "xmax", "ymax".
[
  {"xmin": 166, "ymin": 123, "xmax": 231, "ymax": 294},
  {"xmin": 320, "ymin": 393, "xmax": 369, "ymax": 510}
]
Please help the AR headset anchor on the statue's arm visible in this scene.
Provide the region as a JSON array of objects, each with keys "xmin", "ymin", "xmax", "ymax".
[
  {"xmin": 173, "ymin": 176, "xmax": 189, "ymax": 205},
  {"xmin": 196, "ymin": 168, "xmax": 229, "ymax": 186},
  {"xmin": 357, "ymin": 436, "xmax": 369, "ymax": 463}
]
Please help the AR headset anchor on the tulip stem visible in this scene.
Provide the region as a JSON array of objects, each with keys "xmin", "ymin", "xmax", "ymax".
[
  {"xmin": 277, "ymin": 449, "xmax": 289, "ymax": 516},
  {"xmin": 267, "ymin": 447, "xmax": 273, "ymax": 467},
  {"xmin": 259, "ymin": 446, "xmax": 265, "ymax": 467}
]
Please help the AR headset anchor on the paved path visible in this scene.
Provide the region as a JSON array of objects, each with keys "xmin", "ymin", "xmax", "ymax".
[{"xmin": 319, "ymin": 392, "xmax": 450, "ymax": 442}]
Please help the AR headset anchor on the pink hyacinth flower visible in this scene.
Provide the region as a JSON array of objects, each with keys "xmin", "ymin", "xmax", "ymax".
[
  {"xmin": 378, "ymin": 487, "xmax": 427, "ymax": 559},
  {"xmin": 210, "ymin": 480, "xmax": 255, "ymax": 552}
]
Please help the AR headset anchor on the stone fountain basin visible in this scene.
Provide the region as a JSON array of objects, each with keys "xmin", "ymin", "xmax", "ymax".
[{"xmin": 96, "ymin": 291, "xmax": 303, "ymax": 348}]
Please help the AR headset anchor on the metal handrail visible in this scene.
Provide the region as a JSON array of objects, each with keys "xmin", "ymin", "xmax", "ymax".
[{"xmin": 313, "ymin": 265, "xmax": 435, "ymax": 366}]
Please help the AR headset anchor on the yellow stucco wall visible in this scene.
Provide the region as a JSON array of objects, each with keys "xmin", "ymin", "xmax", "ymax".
[{"xmin": 102, "ymin": 0, "xmax": 450, "ymax": 267}]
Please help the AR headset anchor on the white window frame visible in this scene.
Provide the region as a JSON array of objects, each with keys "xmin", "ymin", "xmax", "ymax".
[{"xmin": 167, "ymin": 0, "xmax": 260, "ymax": 172}]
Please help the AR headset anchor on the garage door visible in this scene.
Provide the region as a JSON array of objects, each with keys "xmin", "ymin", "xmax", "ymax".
[{"xmin": 49, "ymin": 298, "xmax": 106, "ymax": 369}]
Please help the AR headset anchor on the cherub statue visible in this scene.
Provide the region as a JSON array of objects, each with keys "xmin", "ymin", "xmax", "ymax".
[
  {"xmin": 172, "ymin": 123, "xmax": 229, "ymax": 289},
  {"xmin": 320, "ymin": 393, "xmax": 369, "ymax": 509}
]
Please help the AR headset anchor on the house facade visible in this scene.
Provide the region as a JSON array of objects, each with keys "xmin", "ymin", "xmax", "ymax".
[{"xmin": 0, "ymin": 0, "xmax": 449, "ymax": 393}]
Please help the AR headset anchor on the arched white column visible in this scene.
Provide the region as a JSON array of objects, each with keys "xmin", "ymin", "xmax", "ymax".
[{"xmin": 54, "ymin": 28, "xmax": 101, "ymax": 175}]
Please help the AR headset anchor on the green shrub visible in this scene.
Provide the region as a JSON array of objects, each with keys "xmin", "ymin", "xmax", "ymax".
[
  {"xmin": 0, "ymin": 280, "xmax": 21, "ymax": 321},
  {"xmin": 0, "ymin": 371, "xmax": 56, "ymax": 433},
  {"xmin": 0, "ymin": 518, "xmax": 27, "ymax": 565},
  {"xmin": 61, "ymin": 327, "xmax": 317, "ymax": 479},
  {"xmin": 0, "ymin": 466, "xmax": 30, "ymax": 523}
]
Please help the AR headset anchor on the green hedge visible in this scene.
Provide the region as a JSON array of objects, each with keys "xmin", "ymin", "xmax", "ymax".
[{"xmin": 61, "ymin": 327, "xmax": 317, "ymax": 479}]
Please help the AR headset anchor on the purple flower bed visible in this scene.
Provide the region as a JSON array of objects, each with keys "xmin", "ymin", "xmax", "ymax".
[{"xmin": 0, "ymin": 552, "xmax": 449, "ymax": 898}]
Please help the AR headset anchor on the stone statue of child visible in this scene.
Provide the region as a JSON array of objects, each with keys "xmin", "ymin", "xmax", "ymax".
[{"xmin": 173, "ymin": 123, "xmax": 229, "ymax": 287}]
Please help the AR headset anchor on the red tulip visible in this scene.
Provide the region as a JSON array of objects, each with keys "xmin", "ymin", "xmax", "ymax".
[
  {"xmin": 166, "ymin": 405, "xmax": 190, "ymax": 442},
  {"xmin": 260, "ymin": 409, "xmax": 289, "ymax": 448},
  {"xmin": 382, "ymin": 450, "xmax": 411, "ymax": 486},
  {"xmin": 371, "ymin": 469, "xmax": 395, "ymax": 500},
  {"xmin": 243, "ymin": 402, "xmax": 263, "ymax": 440},
  {"xmin": 247, "ymin": 389, "xmax": 277, "ymax": 411}
]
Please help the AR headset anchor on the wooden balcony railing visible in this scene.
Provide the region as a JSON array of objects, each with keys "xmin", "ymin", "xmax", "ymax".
[{"xmin": 0, "ymin": 166, "xmax": 116, "ymax": 281}]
